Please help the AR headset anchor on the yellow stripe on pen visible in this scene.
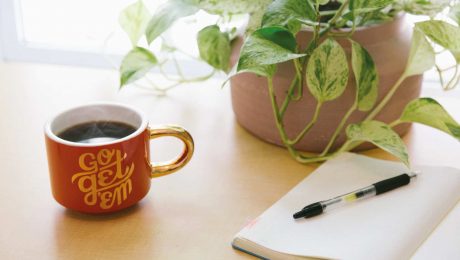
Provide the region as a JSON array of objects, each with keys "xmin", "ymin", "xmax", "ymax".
[{"xmin": 344, "ymin": 193, "xmax": 357, "ymax": 202}]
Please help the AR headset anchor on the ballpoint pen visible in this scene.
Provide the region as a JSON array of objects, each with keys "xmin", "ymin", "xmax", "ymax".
[{"xmin": 293, "ymin": 172, "xmax": 418, "ymax": 219}]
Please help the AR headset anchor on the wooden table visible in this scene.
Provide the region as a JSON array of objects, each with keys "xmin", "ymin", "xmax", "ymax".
[{"xmin": 1, "ymin": 62, "xmax": 459, "ymax": 259}]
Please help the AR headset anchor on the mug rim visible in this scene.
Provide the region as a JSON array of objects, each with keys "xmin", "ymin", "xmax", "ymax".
[{"xmin": 44, "ymin": 102, "xmax": 148, "ymax": 147}]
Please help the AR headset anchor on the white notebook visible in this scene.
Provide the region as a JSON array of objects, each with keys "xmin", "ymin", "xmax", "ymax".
[{"xmin": 232, "ymin": 153, "xmax": 460, "ymax": 260}]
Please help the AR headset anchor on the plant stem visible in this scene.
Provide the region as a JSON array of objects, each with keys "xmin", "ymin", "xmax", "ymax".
[
  {"xmin": 280, "ymin": 59, "xmax": 304, "ymax": 117},
  {"xmin": 320, "ymin": 102, "xmax": 357, "ymax": 156},
  {"xmin": 441, "ymin": 64, "xmax": 459, "ymax": 72},
  {"xmin": 328, "ymin": 23, "xmax": 356, "ymax": 38},
  {"xmin": 333, "ymin": 140, "xmax": 353, "ymax": 156},
  {"xmin": 388, "ymin": 119, "xmax": 401, "ymax": 128},
  {"xmin": 287, "ymin": 101, "xmax": 322, "ymax": 145},
  {"xmin": 280, "ymin": 76, "xmax": 299, "ymax": 117},
  {"xmin": 172, "ymin": 55, "xmax": 186, "ymax": 78},
  {"xmin": 296, "ymin": 153, "xmax": 332, "ymax": 163},
  {"xmin": 297, "ymin": 140, "xmax": 352, "ymax": 164},
  {"xmin": 185, "ymin": 70, "xmax": 216, "ymax": 82},
  {"xmin": 448, "ymin": 73, "xmax": 460, "ymax": 90},
  {"xmin": 267, "ymin": 77, "xmax": 299, "ymax": 159},
  {"xmin": 445, "ymin": 65, "xmax": 459, "ymax": 90},
  {"xmin": 436, "ymin": 64, "xmax": 446, "ymax": 87},
  {"xmin": 291, "ymin": 59, "xmax": 303, "ymax": 101},
  {"xmin": 299, "ymin": 20, "xmax": 329, "ymax": 27},
  {"xmin": 328, "ymin": 0, "xmax": 350, "ymax": 26},
  {"xmin": 364, "ymin": 73, "xmax": 407, "ymax": 121},
  {"xmin": 142, "ymin": 69, "xmax": 216, "ymax": 96},
  {"xmin": 319, "ymin": 10, "xmax": 338, "ymax": 16},
  {"xmin": 159, "ymin": 62, "xmax": 182, "ymax": 82},
  {"xmin": 268, "ymin": 77, "xmax": 334, "ymax": 163}
]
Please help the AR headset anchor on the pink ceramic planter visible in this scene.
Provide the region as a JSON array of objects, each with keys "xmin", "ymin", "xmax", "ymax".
[{"xmin": 230, "ymin": 15, "xmax": 422, "ymax": 153}]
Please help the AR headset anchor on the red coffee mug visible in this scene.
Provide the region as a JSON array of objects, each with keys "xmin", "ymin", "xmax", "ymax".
[{"xmin": 45, "ymin": 103, "xmax": 194, "ymax": 214}]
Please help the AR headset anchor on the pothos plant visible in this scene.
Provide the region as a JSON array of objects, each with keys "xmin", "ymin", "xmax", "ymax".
[{"xmin": 118, "ymin": 0, "xmax": 460, "ymax": 168}]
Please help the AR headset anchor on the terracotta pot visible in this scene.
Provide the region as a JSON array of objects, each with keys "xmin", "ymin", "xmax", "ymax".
[{"xmin": 230, "ymin": 16, "xmax": 422, "ymax": 152}]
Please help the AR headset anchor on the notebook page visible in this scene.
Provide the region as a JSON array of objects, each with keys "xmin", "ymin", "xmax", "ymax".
[
  {"xmin": 235, "ymin": 153, "xmax": 460, "ymax": 260},
  {"xmin": 411, "ymin": 201, "xmax": 460, "ymax": 259}
]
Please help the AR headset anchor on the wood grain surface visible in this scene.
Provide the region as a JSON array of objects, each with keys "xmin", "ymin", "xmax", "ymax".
[{"xmin": 0, "ymin": 62, "xmax": 459, "ymax": 260}]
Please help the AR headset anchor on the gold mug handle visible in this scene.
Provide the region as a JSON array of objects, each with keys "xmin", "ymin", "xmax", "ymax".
[{"xmin": 148, "ymin": 125, "xmax": 194, "ymax": 178}]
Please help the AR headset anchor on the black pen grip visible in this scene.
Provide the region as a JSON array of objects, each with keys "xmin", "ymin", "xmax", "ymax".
[{"xmin": 373, "ymin": 174, "xmax": 411, "ymax": 195}]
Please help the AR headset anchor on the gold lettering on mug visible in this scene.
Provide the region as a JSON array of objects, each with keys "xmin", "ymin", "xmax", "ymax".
[{"xmin": 72, "ymin": 149, "xmax": 134, "ymax": 209}]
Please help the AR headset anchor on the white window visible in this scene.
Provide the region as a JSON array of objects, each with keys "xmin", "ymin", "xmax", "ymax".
[
  {"xmin": 0, "ymin": 0, "xmax": 458, "ymax": 96},
  {"xmin": 0, "ymin": 0, "xmax": 136, "ymax": 67},
  {"xmin": 0, "ymin": 0, "xmax": 213, "ymax": 68}
]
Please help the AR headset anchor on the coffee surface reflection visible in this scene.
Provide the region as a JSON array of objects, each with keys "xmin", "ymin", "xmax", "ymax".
[{"xmin": 57, "ymin": 121, "xmax": 137, "ymax": 143}]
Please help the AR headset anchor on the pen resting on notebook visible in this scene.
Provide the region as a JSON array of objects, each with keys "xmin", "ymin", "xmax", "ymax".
[{"xmin": 293, "ymin": 172, "xmax": 418, "ymax": 219}]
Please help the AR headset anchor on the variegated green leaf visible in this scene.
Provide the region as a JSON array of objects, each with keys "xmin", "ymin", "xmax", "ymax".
[
  {"xmin": 226, "ymin": 60, "xmax": 276, "ymax": 79},
  {"xmin": 262, "ymin": 0, "xmax": 316, "ymax": 34},
  {"xmin": 404, "ymin": 29, "xmax": 435, "ymax": 76},
  {"xmin": 398, "ymin": 0, "xmax": 450, "ymax": 17},
  {"xmin": 350, "ymin": 0, "xmax": 395, "ymax": 12},
  {"xmin": 350, "ymin": 40, "xmax": 378, "ymax": 111},
  {"xmin": 194, "ymin": 0, "xmax": 272, "ymax": 14},
  {"xmin": 197, "ymin": 0, "xmax": 272, "ymax": 33},
  {"xmin": 197, "ymin": 25, "xmax": 231, "ymax": 72},
  {"xmin": 246, "ymin": 8, "xmax": 266, "ymax": 33},
  {"xmin": 316, "ymin": 0, "xmax": 329, "ymax": 5},
  {"xmin": 237, "ymin": 26, "xmax": 305, "ymax": 77},
  {"xmin": 119, "ymin": 0, "xmax": 151, "ymax": 46},
  {"xmin": 449, "ymin": 3, "xmax": 460, "ymax": 25},
  {"xmin": 145, "ymin": 0, "xmax": 199, "ymax": 44},
  {"xmin": 416, "ymin": 20, "xmax": 460, "ymax": 62},
  {"xmin": 346, "ymin": 120, "xmax": 409, "ymax": 167},
  {"xmin": 120, "ymin": 47, "xmax": 157, "ymax": 87},
  {"xmin": 235, "ymin": 64, "xmax": 277, "ymax": 77},
  {"xmin": 400, "ymin": 97, "xmax": 460, "ymax": 141},
  {"xmin": 306, "ymin": 38, "xmax": 349, "ymax": 102}
]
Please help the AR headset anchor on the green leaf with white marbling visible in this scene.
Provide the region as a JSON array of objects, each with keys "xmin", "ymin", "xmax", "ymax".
[
  {"xmin": 246, "ymin": 8, "xmax": 267, "ymax": 33},
  {"xmin": 306, "ymin": 38, "xmax": 349, "ymax": 102},
  {"xmin": 351, "ymin": 40, "xmax": 378, "ymax": 111},
  {"xmin": 316, "ymin": 0, "xmax": 329, "ymax": 5},
  {"xmin": 399, "ymin": 0, "xmax": 450, "ymax": 17},
  {"xmin": 203, "ymin": 0, "xmax": 272, "ymax": 33},
  {"xmin": 404, "ymin": 29, "xmax": 435, "ymax": 76},
  {"xmin": 346, "ymin": 120, "xmax": 409, "ymax": 167},
  {"xmin": 400, "ymin": 97, "xmax": 460, "ymax": 141},
  {"xmin": 145, "ymin": 0, "xmax": 199, "ymax": 44},
  {"xmin": 197, "ymin": 25, "xmax": 231, "ymax": 72},
  {"xmin": 262, "ymin": 0, "xmax": 316, "ymax": 34},
  {"xmin": 235, "ymin": 64, "xmax": 277, "ymax": 78},
  {"xmin": 119, "ymin": 0, "xmax": 151, "ymax": 46},
  {"xmin": 195, "ymin": 0, "xmax": 272, "ymax": 14},
  {"xmin": 120, "ymin": 47, "xmax": 157, "ymax": 87},
  {"xmin": 449, "ymin": 3, "xmax": 460, "ymax": 25},
  {"xmin": 416, "ymin": 20, "xmax": 460, "ymax": 62},
  {"xmin": 237, "ymin": 26, "xmax": 305, "ymax": 77},
  {"xmin": 350, "ymin": 0, "xmax": 395, "ymax": 12}
]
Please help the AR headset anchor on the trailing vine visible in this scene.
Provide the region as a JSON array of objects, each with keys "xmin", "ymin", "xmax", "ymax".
[{"xmin": 118, "ymin": 0, "xmax": 460, "ymax": 167}]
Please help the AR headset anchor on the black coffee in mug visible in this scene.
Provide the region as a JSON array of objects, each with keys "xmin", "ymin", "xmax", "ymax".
[{"xmin": 57, "ymin": 121, "xmax": 137, "ymax": 144}]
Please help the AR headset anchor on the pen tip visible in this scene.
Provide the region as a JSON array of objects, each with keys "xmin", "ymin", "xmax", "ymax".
[
  {"xmin": 293, "ymin": 202, "xmax": 324, "ymax": 219},
  {"xmin": 293, "ymin": 211, "xmax": 304, "ymax": 219},
  {"xmin": 409, "ymin": 171, "xmax": 419, "ymax": 178}
]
